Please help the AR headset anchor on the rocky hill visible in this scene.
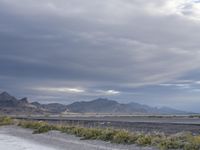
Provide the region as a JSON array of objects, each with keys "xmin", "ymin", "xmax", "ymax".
[{"xmin": 0, "ymin": 92, "xmax": 45, "ymax": 114}]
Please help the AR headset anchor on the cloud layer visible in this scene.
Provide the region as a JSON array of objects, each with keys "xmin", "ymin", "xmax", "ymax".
[{"xmin": 0, "ymin": 0, "xmax": 200, "ymax": 112}]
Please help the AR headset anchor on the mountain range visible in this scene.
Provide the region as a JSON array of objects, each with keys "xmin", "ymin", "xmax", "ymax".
[{"xmin": 0, "ymin": 91, "xmax": 188, "ymax": 115}]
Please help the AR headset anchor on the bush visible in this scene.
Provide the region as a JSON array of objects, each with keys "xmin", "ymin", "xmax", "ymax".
[
  {"xmin": 0, "ymin": 116, "xmax": 13, "ymax": 125},
  {"xmin": 136, "ymin": 134, "xmax": 152, "ymax": 146},
  {"xmin": 151, "ymin": 136, "xmax": 164, "ymax": 146},
  {"xmin": 72, "ymin": 127, "xmax": 87, "ymax": 137},
  {"xmin": 193, "ymin": 136, "xmax": 200, "ymax": 144},
  {"xmin": 159, "ymin": 138, "xmax": 183, "ymax": 150},
  {"xmin": 18, "ymin": 121, "xmax": 47, "ymax": 129},
  {"xmin": 59, "ymin": 126, "xmax": 76, "ymax": 134},
  {"xmin": 81, "ymin": 128, "xmax": 102, "ymax": 140},
  {"xmin": 60, "ymin": 126, "xmax": 102, "ymax": 139},
  {"xmin": 18, "ymin": 121, "xmax": 56, "ymax": 134},
  {"xmin": 183, "ymin": 135, "xmax": 200, "ymax": 150},
  {"xmin": 98, "ymin": 129, "xmax": 117, "ymax": 141},
  {"xmin": 112, "ymin": 130, "xmax": 137, "ymax": 144},
  {"xmin": 184, "ymin": 143, "xmax": 200, "ymax": 150},
  {"xmin": 33, "ymin": 124, "xmax": 56, "ymax": 134}
]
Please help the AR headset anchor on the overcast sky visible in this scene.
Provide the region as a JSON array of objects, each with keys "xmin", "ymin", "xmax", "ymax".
[{"xmin": 1, "ymin": 0, "xmax": 200, "ymax": 112}]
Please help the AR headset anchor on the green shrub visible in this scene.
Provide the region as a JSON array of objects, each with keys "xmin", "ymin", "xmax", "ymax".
[
  {"xmin": 81, "ymin": 128, "xmax": 102, "ymax": 140},
  {"xmin": 183, "ymin": 135, "xmax": 200, "ymax": 150},
  {"xmin": 18, "ymin": 121, "xmax": 48, "ymax": 129},
  {"xmin": 184, "ymin": 143, "xmax": 200, "ymax": 150},
  {"xmin": 33, "ymin": 124, "xmax": 56, "ymax": 134},
  {"xmin": 112, "ymin": 130, "xmax": 134, "ymax": 144},
  {"xmin": 159, "ymin": 138, "xmax": 184, "ymax": 150},
  {"xmin": 72, "ymin": 127, "xmax": 87, "ymax": 137},
  {"xmin": 151, "ymin": 136, "xmax": 163, "ymax": 146},
  {"xmin": 98, "ymin": 129, "xmax": 117, "ymax": 141},
  {"xmin": 18, "ymin": 121, "xmax": 56, "ymax": 134},
  {"xmin": 136, "ymin": 134, "xmax": 152, "ymax": 146},
  {"xmin": 193, "ymin": 135, "xmax": 200, "ymax": 144},
  {"xmin": 0, "ymin": 116, "xmax": 13, "ymax": 125}
]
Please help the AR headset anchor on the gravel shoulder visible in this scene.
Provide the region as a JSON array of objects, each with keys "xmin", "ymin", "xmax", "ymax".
[{"xmin": 0, "ymin": 125, "xmax": 157, "ymax": 150}]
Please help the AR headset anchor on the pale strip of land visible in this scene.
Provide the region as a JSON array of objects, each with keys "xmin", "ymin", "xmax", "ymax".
[{"xmin": 0, "ymin": 126, "xmax": 156, "ymax": 150}]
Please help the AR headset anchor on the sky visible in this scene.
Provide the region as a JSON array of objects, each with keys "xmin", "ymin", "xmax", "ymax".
[{"xmin": 0, "ymin": 0, "xmax": 200, "ymax": 112}]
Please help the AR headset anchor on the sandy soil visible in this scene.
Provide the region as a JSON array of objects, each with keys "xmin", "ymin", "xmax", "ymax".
[{"xmin": 0, "ymin": 126, "xmax": 157, "ymax": 150}]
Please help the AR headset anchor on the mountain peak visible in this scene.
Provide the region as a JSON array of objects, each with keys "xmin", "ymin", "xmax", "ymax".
[
  {"xmin": 0, "ymin": 91, "xmax": 11, "ymax": 97},
  {"xmin": 93, "ymin": 98, "xmax": 108, "ymax": 101},
  {"xmin": 19, "ymin": 97, "xmax": 28, "ymax": 104},
  {"xmin": 93, "ymin": 98, "xmax": 118, "ymax": 103},
  {"xmin": 0, "ymin": 91, "xmax": 16, "ymax": 101}
]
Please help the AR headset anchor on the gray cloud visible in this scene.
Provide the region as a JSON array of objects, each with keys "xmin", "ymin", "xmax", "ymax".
[{"xmin": 0, "ymin": 0, "xmax": 200, "ymax": 112}]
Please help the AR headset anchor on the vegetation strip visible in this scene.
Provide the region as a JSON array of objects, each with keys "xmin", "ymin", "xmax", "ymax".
[
  {"xmin": 0, "ymin": 116, "xmax": 13, "ymax": 126},
  {"xmin": 1, "ymin": 117, "xmax": 200, "ymax": 150}
]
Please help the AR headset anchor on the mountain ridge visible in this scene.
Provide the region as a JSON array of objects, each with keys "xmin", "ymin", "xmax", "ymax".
[
  {"xmin": 0, "ymin": 92, "xmax": 189, "ymax": 115},
  {"xmin": 67, "ymin": 98, "xmax": 187, "ymax": 114}
]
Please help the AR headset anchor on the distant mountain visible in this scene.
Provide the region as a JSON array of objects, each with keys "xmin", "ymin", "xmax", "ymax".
[
  {"xmin": 0, "ymin": 92, "xmax": 18, "ymax": 107},
  {"xmin": 0, "ymin": 92, "xmax": 45, "ymax": 114},
  {"xmin": 0, "ymin": 91, "xmax": 70, "ymax": 114},
  {"xmin": 67, "ymin": 98, "xmax": 119, "ymax": 113},
  {"xmin": 0, "ymin": 92, "xmax": 188, "ymax": 115},
  {"xmin": 157, "ymin": 106, "xmax": 186, "ymax": 114},
  {"xmin": 67, "ymin": 98, "xmax": 187, "ymax": 114},
  {"xmin": 36, "ymin": 103, "xmax": 67, "ymax": 113}
]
